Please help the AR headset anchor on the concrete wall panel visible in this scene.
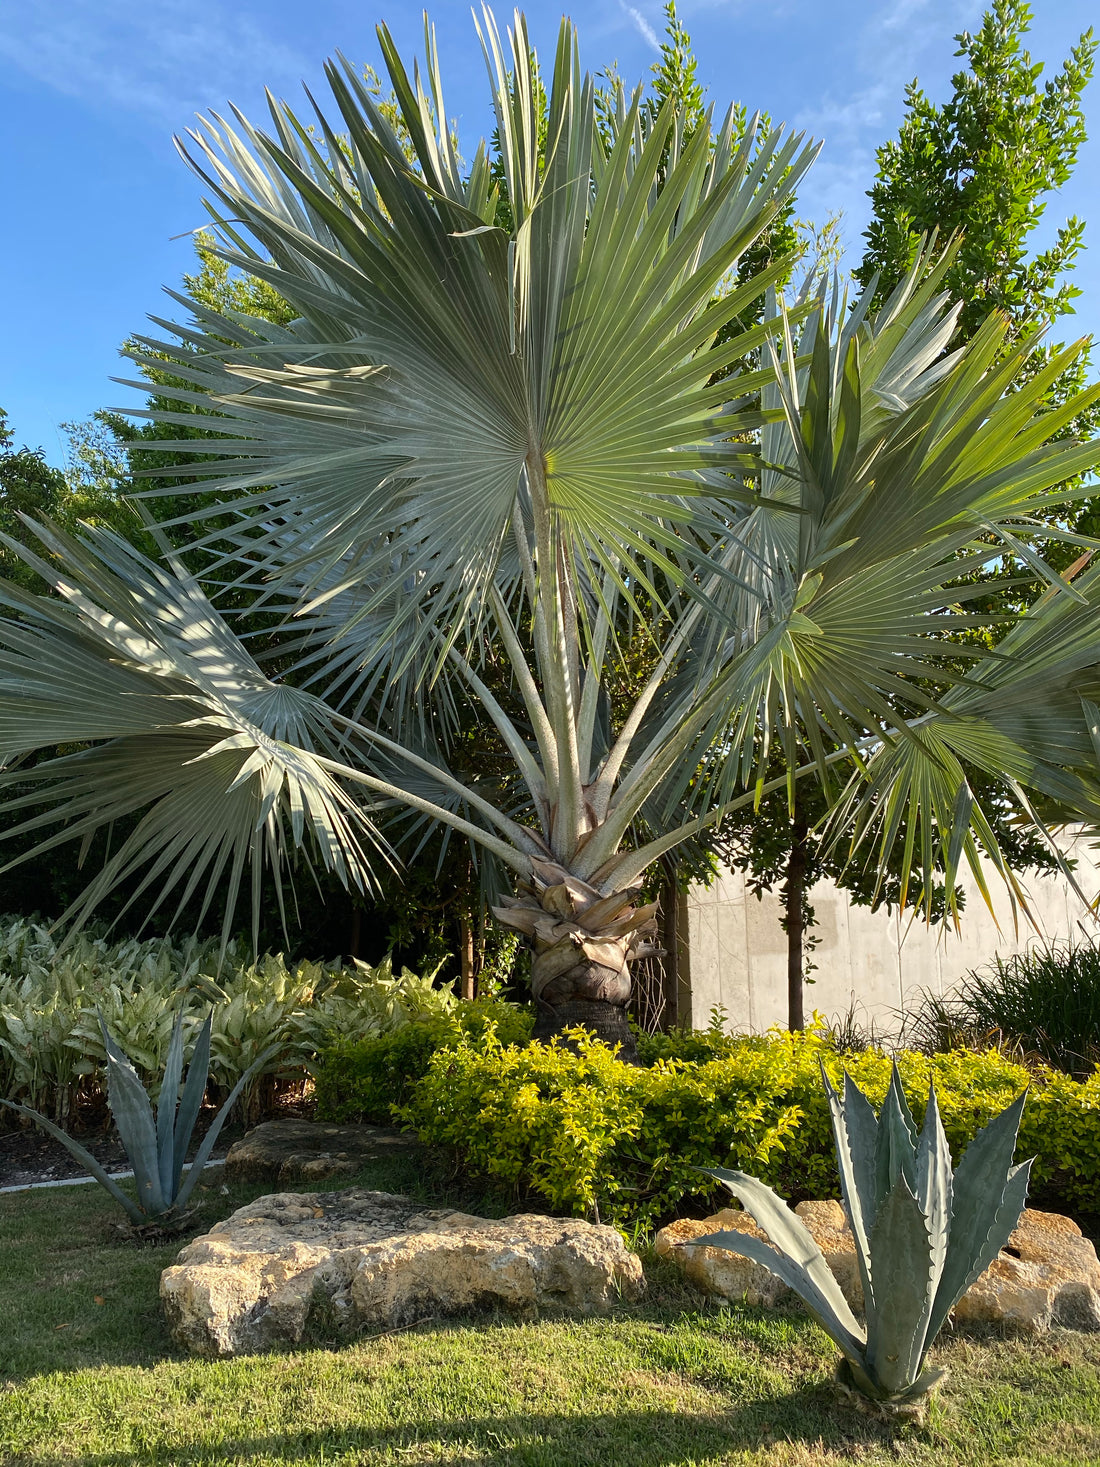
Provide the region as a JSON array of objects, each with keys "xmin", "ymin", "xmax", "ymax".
[{"xmin": 684, "ymin": 832, "xmax": 1100, "ymax": 1035}]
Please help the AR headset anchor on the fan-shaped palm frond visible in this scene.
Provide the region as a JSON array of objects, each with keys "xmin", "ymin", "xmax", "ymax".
[{"xmin": 0, "ymin": 519, "xmax": 391, "ymax": 946}]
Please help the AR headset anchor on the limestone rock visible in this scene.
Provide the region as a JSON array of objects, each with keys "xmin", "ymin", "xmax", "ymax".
[
  {"xmin": 655, "ymin": 1201, "xmax": 861, "ymax": 1309},
  {"xmin": 161, "ymin": 1188, "xmax": 644, "ymax": 1356},
  {"xmin": 224, "ymin": 1119, "xmax": 421, "ymax": 1186},
  {"xmin": 953, "ymin": 1208, "xmax": 1100, "ymax": 1334},
  {"xmin": 656, "ymin": 1201, "xmax": 1100, "ymax": 1335}
]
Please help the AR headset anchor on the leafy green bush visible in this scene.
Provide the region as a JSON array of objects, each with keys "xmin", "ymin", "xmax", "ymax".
[
  {"xmin": 909, "ymin": 940, "xmax": 1100, "ymax": 1078},
  {"xmin": 397, "ymin": 1025, "xmax": 1100, "ymax": 1228},
  {"xmin": 0, "ymin": 917, "xmax": 453, "ymax": 1123},
  {"xmin": 314, "ymin": 998, "xmax": 534, "ymax": 1124},
  {"xmin": 634, "ymin": 1008, "xmax": 744, "ymax": 1066}
]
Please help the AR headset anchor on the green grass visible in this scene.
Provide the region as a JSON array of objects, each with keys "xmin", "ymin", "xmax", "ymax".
[{"xmin": 2, "ymin": 1159, "xmax": 1100, "ymax": 1466}]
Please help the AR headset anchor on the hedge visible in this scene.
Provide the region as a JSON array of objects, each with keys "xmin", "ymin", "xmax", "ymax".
[
  {"xmin": 380, "ymin": 1026, "xmax": 1100, "ymax": 1229},
  {"xmin": 313, "ymin": 997, "xmax": 535, "ymax": 1123}
]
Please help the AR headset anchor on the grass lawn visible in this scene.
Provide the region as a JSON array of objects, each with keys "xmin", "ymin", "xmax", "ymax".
[{"xmin": 2, "ymin": 1156, "xmax": 1100, "ymax": 1466}]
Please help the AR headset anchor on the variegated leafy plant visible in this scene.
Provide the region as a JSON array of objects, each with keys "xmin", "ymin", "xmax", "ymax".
[
  {"xmin": 0, "ymin": 918, "xmax": 452, "ymax": 1121},
  {"xmin": 693, "ymin": 1065, "xmax": 1031, "ymax": 1409}
]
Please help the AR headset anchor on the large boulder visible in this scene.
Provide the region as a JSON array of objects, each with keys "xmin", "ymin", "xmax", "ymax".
[
  {"xmin": 223, "ymin": 1119, "xmax": 420, "ymax": 1186},
  {"xmin": 161, "ymin": 1188, "xmax": 644, "ymax": 1356},
  {"xmin": 655, "ymin": 1202, "xmax": 1100, "ymax": 1335}
]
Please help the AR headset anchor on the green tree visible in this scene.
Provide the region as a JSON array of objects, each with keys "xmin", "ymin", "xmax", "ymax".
[
  {"xmin": 854, "ymin": 0, "xmax": 1095, "ymax": 340},
  {"xmin": 0, "ymin": 412, "xmax": 136, "ymax": 591},
  {"xmin": 3, "ymin": 14, "xmax": 1100, "ymax": 1061}
]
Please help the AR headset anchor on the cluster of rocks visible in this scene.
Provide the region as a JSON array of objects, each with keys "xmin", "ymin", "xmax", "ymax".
[
  {"xmin": 160, "ymin": 1118, "xmax": 1100, "ymax": 1356},
  {"xmin": 655, "ymin": 1201, "xmax": 1100, "ymax": 1335}
]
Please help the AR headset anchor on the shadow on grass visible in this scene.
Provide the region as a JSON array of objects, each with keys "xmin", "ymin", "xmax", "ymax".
[{"xmin": 7, "ymin": 1394, "xmax": 909, "ymax": 1467}]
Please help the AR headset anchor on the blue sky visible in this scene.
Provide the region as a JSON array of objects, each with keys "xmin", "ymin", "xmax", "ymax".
[{"xmin": 1, "ymin": 0, "xmax": 1096, "ymax": 465}]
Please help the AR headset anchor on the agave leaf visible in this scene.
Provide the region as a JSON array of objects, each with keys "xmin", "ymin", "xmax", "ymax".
[
  {"xmin": 157, "ymin": 1011, "xmax": 187, "ymax": 1203},
  {"xmin": 689, "ymin": 1223, "xmax": 868, "ymax": 1370},
  {"xmin": 865, "ymin": 1174, "xmax": 935, "ymax": 1396},
  {"xmin": 171, "ymin": 1012, "xmax": 213, "ymax": 1198},
  {"xmin": 98, "ymin": 1013, "xmax": 166, "ymax": 1216},
  {"xmin": 696, "ymin": 1167, "xmax": 866, "ymax": 1360},
  {"xmin": 925, "ymin": 1088, "xmax": 1031, "ymax": 1343},
  {"xmin": 823, "ymin": 1065, "xmax": 877, "ymax": 1312},
  {"xmin": 873, "ymin": 1063, "xmax": 918, "ymax": 1220},
  {"xmin": 173, "ymin": 1040, "xmax": 284, "ymax": 1212},
  {"xmin": 927, "ymin": 1157, "xmax": 1032, "ymax": 1346},
  {"xmin": 0, "ymin": 1098, "xmax": 146, "ymax": 1224},
  {"xmin": 914, "ymin": 1083, "xmax": 953, "ymax": 1298}
]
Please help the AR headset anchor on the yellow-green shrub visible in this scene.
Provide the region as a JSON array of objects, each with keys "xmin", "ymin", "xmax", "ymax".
[
  {"xmin": 398, "ymin": 1027, "xmax": 1093, "ymax": 1228},
  {"xmin": 314, "ymin": 998, "xmax": 534, "ymax": 1124}
]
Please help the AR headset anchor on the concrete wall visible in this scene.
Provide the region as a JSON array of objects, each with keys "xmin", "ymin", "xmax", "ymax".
[{"xmin": 682, "ymin": 832, "xmax": 1100, "ymax": 1036}]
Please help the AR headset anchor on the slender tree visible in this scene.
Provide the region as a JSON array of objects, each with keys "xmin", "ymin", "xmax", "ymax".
[{"xmin": 2, "ymin": 13, "xmax": 1100, "ymax": 1057}]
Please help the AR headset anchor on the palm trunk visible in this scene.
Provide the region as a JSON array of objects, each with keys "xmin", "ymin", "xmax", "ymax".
[
  {"xmin": 493, "ymin": 857, "xmax": 659, "ymax": 1063},
  {"xmin": 785, "ymin": 796, "xmax": 809, "ymax": 1032}
]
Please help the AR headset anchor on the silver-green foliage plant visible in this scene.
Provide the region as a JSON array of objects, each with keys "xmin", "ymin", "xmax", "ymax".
[
  {"xmin": 694, "ymin": 1064, "xmax": 1032, "ymax": 1409},
  {"xmin": 0, "ymin": 917, "xmax": 453, "ymax": 1121},
  {"xmin": 2, "ymin": 7, "xmax": 1100, "ymax": 1061},
  {"xmin": 0, "ymin": 1009, "xmax": 279, "ymax": 1224}
]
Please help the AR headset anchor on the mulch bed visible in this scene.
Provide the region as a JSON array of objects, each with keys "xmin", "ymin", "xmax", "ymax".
[{"xmin": 0, "ymin": 1120, "xmax": 251, "ymax": 1190}]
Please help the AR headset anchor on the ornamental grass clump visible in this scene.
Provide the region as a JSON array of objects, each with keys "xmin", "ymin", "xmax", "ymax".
[
  {"xmin": 910, "ymin": 940, "xmax": 1100, "ymax": 1078},
  {"xmin": 691, "ymin": 1063, "xmax": 1032, "ymax": 1414}
]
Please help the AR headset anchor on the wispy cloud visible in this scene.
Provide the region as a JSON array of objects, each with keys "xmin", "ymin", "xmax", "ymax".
[
  {"xmin": 620, "ymin": 2, "xmax": 661, "ymax": 50},
  {"xmin": 0, "ymin": 0, "xmax": 312, "ymax": 127},
  {"xmin": 792, "ymin": 0, "xmax": 981, "ymax": 255}
]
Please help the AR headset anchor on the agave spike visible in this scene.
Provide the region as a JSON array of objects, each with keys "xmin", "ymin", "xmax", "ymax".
[
  {"xmin": 689, "ymin": 1066, "xmax": 1032, "ymax": 1411},
  {"xmin": 99, "ymin": 1013, "xmax": 167, "ymax": 1216},
  {"xmin": 171, "ymin": 1012, "xmax": 214, "ymax": 1199},
  {"xmin": 157, "ymin": 1010, "xmax": 188, "ymax": 1203}
]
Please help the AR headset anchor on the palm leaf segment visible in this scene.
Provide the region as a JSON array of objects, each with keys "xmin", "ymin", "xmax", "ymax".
[
  {"xmin": 623, "ymin": 246, "xmax": 1100, "ymax": 916},
  {"xmin": 133, "ymin": 11, "xmax": 815, "ymax": 655}
]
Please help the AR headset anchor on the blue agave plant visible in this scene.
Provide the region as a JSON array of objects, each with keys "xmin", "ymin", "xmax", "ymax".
[
  {"xmin": 2, "ymin": 1009, "xmax": 279, "ymax": 1224},
  {"xmin": 692, "ymin": 1064, "xmax": 1032, "ymax": 1409}
]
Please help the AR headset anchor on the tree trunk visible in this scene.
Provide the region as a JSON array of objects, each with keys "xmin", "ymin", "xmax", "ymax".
[
  {"xmin": 530, "ymin": 995, "xmax": 638, "ymax": 1053},
  {"xmin": 459, "ymin": 914, "xmax": 476, "ymax": 1001},
  {"xmin": 785, "ymin": 796, "xmax": 809, "ymax": 1032},
  {"xmin": 493, "ymin": 857, "xmax": 660, "ymax": 1064},
  {"xmin": 659, "ymin": 860, "xmax": 680, "ymax": 1031}
]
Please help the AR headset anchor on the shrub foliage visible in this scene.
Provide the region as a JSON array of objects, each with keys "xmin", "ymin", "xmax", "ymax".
[
  {"xmin": 312, "ymin": 1018, "xmax": 1100, "ymax": 1228},
  {"xmin": 314, "ymin": 998, "xmax": 534, "ymax": 1124}
]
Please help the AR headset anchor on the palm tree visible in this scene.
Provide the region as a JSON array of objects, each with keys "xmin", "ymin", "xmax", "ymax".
[{"xmin": 2, "ymin": 11, "xmax": 1100, "ymax": 1053}]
